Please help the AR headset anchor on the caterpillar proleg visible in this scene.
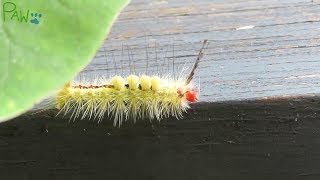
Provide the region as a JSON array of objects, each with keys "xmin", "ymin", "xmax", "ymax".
[{"xmin": 55, "ymin": 40, "xmax": 208, "ymax": 127}]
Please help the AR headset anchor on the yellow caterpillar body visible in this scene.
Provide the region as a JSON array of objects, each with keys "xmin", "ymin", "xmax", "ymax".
[{"xmin": 56, "ymin": 75, "xmax": 196, "ymax": 126}]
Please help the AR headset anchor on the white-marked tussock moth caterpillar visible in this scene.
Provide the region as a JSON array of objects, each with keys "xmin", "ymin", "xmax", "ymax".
[{"xmin": 54, "ymin": 40, "xmax": 208, "ymax": 127}]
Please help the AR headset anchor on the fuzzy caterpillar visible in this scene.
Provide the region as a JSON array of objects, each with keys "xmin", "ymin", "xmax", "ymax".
[{"xmin": 54, "ymin": 40, "xmax": 208, "ymax": 126}]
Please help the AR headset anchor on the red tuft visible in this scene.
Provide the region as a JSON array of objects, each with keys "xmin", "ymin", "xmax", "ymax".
[{"xmin": 185, "ymin": 89, "xmax": 198, "ymax": 102}]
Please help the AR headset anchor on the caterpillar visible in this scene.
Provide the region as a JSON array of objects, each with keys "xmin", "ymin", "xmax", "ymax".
[{"xmin": 54, "ymin": 40, "xmax": 208, "ymax": 127}]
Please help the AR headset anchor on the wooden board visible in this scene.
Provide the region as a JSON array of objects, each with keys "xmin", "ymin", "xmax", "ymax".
[
  {"xmin": 2, "ymin": 96, "xmax": 320, "ymax": 179},
  {"xmin": 81, "ymin": 0, "xmax": 320, "ymax": 102}
]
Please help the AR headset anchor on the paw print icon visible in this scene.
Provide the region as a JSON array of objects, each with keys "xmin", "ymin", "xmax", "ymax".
[{"xmin": 30, "ymin": 13, "xmax": 42, "ymax": 24}]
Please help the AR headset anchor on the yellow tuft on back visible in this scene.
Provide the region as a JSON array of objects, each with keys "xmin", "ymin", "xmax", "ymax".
[
  {"xmin": 111, "ymin": 76, "xmax": 125, "ymax": 90},
  {"xmin": 151, "ymin": 76, "xmax": 161, "ymax": 91},
  {"xmin": 140, "ymin": 75, "xmax": 151, "ymax": 90},
  {"xmin": 127, "ymin": 75, "xmax": 139, "ymax": 90}
]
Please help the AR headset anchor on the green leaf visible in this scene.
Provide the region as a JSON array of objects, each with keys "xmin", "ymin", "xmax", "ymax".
[{"xmin": 0, "ymin": 0, "xmax": 130, "ymax": 122}]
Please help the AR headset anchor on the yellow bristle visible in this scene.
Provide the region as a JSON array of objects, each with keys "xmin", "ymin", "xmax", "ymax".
[
  {"xmin": 140, "ymin": 75, "xmax": 151, "ymax": 91},
  {"xmin": 56, "ymin": 83, "xmax": 71, "ymax": 109},
  {"xmin": 55, "ymin": 75, "xmax": 192, "ymax": 126},
  {"xmin": 127, "ymin": 75, "xmax": 139, "ymax": 90},
  {"xmin": 70, "ymin": 89, "xmax": 84, "ymax": 119},
  {"xmin": 111, "ymin": 76, "xmax": 125, "ymax": 90},
  {"xmin": 95, "ymin": 88, "xmax": 113, "ymax": 121},
  {"xmin": 81, "ymin": 89, "xmax": 97, "ymax": 119}
]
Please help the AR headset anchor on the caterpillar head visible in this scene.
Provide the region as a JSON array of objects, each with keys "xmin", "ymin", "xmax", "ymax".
[{"xmin": 177, "ymin": 87, "xmax": 198, "ymax": 103}]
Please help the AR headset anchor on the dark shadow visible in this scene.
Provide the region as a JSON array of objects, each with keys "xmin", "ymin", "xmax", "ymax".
[{"xmin": 1, "ymin": 96, "xmax": 320, "ymax": 180}]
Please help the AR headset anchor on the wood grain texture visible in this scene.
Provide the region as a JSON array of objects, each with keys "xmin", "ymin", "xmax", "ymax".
[{"xmin": 81, "ymin": 0, "xmax": 320, "ymax": 102}]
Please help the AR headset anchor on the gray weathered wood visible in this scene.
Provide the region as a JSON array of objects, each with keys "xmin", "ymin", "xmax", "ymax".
[{"xmin": 80, "ymin": 0, "xmax": 320, "ymax": 102}]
